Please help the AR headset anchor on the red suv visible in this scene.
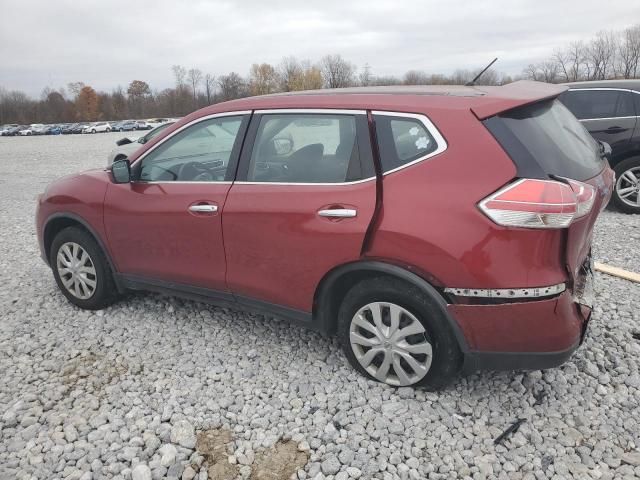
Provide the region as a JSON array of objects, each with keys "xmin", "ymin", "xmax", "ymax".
[{"xmin": 36, "ymin": 81, "xmax": 613, "ymax": 388}]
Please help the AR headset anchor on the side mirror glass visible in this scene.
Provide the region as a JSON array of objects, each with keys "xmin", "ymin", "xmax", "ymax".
[{"xmin": 111, "ymin": 159, "xmax": 131, "ymax": 184}]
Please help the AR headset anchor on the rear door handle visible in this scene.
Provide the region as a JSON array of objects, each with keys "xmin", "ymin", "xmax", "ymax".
[
  {"xmin": 189, "ymin": 204, "xmax": 218, "ymax": 213},
  {"xmin": 318, "ymin": 208, "xmax": 357, "ymax": 218},
  {"xmin": 605, "ymin": 126, "xmax": 625, "ymax": 133}
]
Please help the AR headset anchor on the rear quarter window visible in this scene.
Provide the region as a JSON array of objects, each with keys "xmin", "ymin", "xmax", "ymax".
[
  {"xmin": 373, "ymin": 113, "xmax": 445, "ymax": 173},
  {"xmin": 484, "ymin": 99, "xmax": 604, "ymax": 182}
]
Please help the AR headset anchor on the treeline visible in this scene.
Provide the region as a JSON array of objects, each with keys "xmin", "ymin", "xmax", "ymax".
[
  {"xmin": 0, "ymin": 55, "xmax": 512, "ymax": 125},
  {"xmin": 3, "ymin": 22, "xmax": 639, "ymax": 125},
  {"xmin": 522, "ymin": 24, "xmax": 640, "ymax": 82}
]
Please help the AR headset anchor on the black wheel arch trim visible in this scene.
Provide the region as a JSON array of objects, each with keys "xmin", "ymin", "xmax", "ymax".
[
  {"xmin": 42, "ymin": 212, "xmax": 124, "ymax": 293},
  {"xmin": 313, "ymin": 260, "xmax": 470, "ymax": 352}
]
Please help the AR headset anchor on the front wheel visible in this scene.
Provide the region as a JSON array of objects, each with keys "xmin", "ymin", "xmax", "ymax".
[
  {"xmin": 338, "ymin": 277, "xmax": 462, "ymax": 389},
  {"xmin": 50, "ymin": 227, "xmax": 119, "ymax": 310},
  {"xmin": 612, "ymin": 157, "xmax": 640, "ymax": 214}
]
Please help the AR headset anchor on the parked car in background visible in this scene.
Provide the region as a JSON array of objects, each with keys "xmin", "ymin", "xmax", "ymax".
[
  {"xmin": 107, "ymin": 121, "xmax": 175, "ymax": 165},
  {"xmin": 6, "ymin": 125, "xmax": 26, "ymax": 136},
  {"xmin": 37, "ymin": 81, "xmax": 612, "ymax": 388},
  {"xmin": 83, "ymin": 122, "xmax": 112, "ymax": 134},
  {"xmin": 46, "ymin": 125, "xmax": 63, "ymax": 135},
  {"xmin": 19, "ymin": 125, "xmax": 36, "ymax": 136},
  {"xmin": 0, "ymin": 124, "xmax": 18, "ymax": 135},
  {"xmin": 560, "ymin": 80, "xmax": 640, "ymax": 213},
  {"xmin": 71, "ymin": 123, "xmax": 89, "ymax": 134},
  {"xmin": 135, "ymin": 120, "xmax": 152, "ymax": 130},
  {"xmin": 32, "ymin": 124, "xmax": 49, "ymax": 135},
  {"xmin": 62, "ymin": 123, "xmax": 78, "ymax": 134},
  {"xmin": 116, "ymin": 121, "xmax": 137, "ymax": 132}
]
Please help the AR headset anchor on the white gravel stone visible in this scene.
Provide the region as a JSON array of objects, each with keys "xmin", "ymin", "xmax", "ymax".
[{"xmin": 0, "ymin": 134, "xmax": 639, "ymax": 480}]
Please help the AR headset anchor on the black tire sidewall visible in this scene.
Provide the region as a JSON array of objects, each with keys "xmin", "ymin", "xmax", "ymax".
[
  {"xmin": 337, "ymin": 277, "xmax": 462, "ymax": 389},
  {"xmin": 49, "ymin": 227, "xmax": 116, "ymax": 310},
  {"xmin": 611, "ymin": 157, "xmax": 640, "ymax": 214}
]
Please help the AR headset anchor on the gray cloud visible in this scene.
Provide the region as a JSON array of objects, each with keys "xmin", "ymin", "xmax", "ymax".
[{"xmin": 1, "ymin": 0, "xmax": 638, "ymax": 96}]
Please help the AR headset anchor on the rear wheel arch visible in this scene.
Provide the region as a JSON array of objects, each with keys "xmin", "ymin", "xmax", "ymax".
[
  {"xmin": 43, "ymin": 213, "xmax": 123, "ymax": 292},
  {"xmin": 313, "ymin": 260, "xmax": 468, "ymax": 351}
]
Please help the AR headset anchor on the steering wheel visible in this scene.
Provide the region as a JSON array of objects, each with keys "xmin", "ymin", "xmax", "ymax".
[{"xmin": 177, "ymin": 161, "xmax": 213, "ymax": 182}]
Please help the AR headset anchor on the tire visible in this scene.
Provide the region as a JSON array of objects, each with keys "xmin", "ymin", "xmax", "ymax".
[
  {"xmin": 119, "ymin": 128, "xmax": 124, "ymax": 132},
  {"xmin": 337, "ymin": 277, "xmax": 462, "ymax": 389},
  {"xmin": 50, "ymin": 226, "xmax": 119, "ymax": 310},
  {"xmin": 611, "ymin": 157, "xmax": 640, "ymax": 214},
  {"xmin": 91, "ymin": 129, "xmax": 96, "ymax": 134}
]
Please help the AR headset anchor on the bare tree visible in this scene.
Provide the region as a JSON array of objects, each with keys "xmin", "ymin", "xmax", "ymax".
[
  {"xmin": 172, "ymin": 65, "xmax": 187, "ymax": 88},
  {"xmin": 278, "ymin": 56, "xmax": 303, "ymax": 91},
  {"xmin": 617, "ymin": 25, "xmax": 640, "ymax": 78},
  {"xmin": 67, "ymin": 82, "xmax": 85, "ymax": 99},
  {"xmin": 204, "ymin": 73, "xmax": 216, "ymax": 104},
  {"xmin": 187, "ymin": 68, "xmax": 203, "ymax": 104},
  {"xmin": 320, "ymin": 54, "xmax": 355, "ymax": 88},
  {"xmin": 403, "ymin": 70, "xmax": 429, "ymax": 85},
  {"xmin": 217, "ymin": 72, "xmax": 247, "ymax": 101},
  {"xmin": 587, "ymin": 31, "xmax": 617, "ymax": 80}
]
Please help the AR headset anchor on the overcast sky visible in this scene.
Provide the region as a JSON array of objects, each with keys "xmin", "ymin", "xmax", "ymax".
[{"xmin": 1, "ymin": 0, "xmax": 639, "ymax": 96}]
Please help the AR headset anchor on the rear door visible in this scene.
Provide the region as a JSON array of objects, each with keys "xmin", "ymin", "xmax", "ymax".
[
  {"xmin": 560, "ymin": 89, "xmax": 637, "ymax": 155},
  {"xmin": 223, "ymin": 109, "xmax": 377, "ymax": 313}
]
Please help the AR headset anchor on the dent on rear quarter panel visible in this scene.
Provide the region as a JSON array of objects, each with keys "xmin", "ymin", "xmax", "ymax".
[{"xmin": 365, "ymin": 107, "xmax": 568, "ymax": 290}]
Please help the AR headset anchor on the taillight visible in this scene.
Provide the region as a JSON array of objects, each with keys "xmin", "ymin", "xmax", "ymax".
[{"xmin": 479, "ymin": 178, "xmax": 595, "ymax": 229}]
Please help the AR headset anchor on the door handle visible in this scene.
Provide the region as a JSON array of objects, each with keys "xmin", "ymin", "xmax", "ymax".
[
  {"xmin": 318, "ymin": 208, "xmax": 357, "ymax": 218},
  {"xmin": 605, "ymin": 126, "xmax": 625, "ymax": 133},
  {"xmin": 189, "ymin": 204, "xmax": 218, "ymax": 213}
]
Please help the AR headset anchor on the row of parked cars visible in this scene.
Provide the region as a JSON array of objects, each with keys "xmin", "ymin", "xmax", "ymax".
[{"xmin": 0, "ymin": 118, "xmax": 176, "ymax": 137}]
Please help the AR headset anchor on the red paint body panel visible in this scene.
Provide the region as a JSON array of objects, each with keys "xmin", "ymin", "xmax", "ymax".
[
  {"xmin": 36, "ymin": 169, "xmax": 110, "ymax": 257},
  {"xmin": 365, "ymin": 107, "xmax": 567, "ymax": 289},
  {"xmin": 103, "ymin": 182, "xmax": 230, "ymax": 291},
  {"xmin": 449, "ymin": 291, "xmax": 582, "ymax": 352},
  {"xmin": 223, "ymin": 182, "xmax": 376, "ymax": 311}
]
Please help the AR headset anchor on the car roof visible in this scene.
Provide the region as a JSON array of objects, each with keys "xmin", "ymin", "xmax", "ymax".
[
  {"xmin": 186, "ymin": 80, "xmax": 567, "ymax": 120},
  {"xmin": 563, "ymin": 79, "xmax": 640, "ymax": 91}
]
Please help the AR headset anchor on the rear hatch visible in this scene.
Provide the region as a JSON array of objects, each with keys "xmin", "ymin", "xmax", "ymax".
[{"xmin": 482, "ymin": 98, "xmax": 614, "ymax": 285}]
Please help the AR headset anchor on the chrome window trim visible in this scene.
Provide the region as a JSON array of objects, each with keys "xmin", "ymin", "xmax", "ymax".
[
  {"xmin": 130, "ymin": 110, "xmax": 251, "ymax": 185},
  {"xmin": 371, "ymin": 110, "xmax": 448, "ymax": 176},
  {"xmin": 579, "ymin": 116, "xmax": 638, "ymax": 122},
  {"xmin": 234, "ymin": 177, "xmax": 375, "ymax": 186},
  {"xmin": 253, "ymin": 108, "xmax": 367, "ymax": 115},
  {"xmin": 132, "ymin": 181, "xmax": 234, "ymax": 185}
]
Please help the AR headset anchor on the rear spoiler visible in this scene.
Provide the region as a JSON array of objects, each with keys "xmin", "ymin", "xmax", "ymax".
[{"xmin": 471, "ymin": 81, "xmax": 568, "ymax": 120}]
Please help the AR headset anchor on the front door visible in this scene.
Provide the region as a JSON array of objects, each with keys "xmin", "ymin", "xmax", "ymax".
[
  {"xmin": 104, "ymin": 113, "xmax": 249, "ymax": 291},
  {"xmin": 223, "ymin": 110, "xmax": 377, "ymax": 312}
]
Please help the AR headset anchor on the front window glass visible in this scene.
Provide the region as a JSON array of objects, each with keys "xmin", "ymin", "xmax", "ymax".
[
  {"xmin": 247, "ymin": 114, "xmax": 359, "ymax": 183},
  {"xmin": 139, "ymin": 116, "xmax": 242, "ymax": 182}
]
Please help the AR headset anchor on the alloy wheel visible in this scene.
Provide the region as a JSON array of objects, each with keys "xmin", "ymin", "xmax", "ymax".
[
  {"xmin": 56, "ymin": 242, "xmax": 97, "ymax": 299},
  {"xmin": 616, "ymin": 166, "xmax": 640, "ymax": 208},
  {"xmin": 349, "ymin": 302, "xmax": 433, "ymax": 386}
]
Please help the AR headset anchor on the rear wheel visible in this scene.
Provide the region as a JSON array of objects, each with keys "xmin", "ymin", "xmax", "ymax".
[
  {"xmin": 50, "ymin": 227, "xmax": 119, "ymax": 310},
  {"xmin": 338, "ymin": 277, "xmax": 462, "ymax": 389},
  {"xmin": 612, "ymin": 157, "xmax": 640, "ymax": 214}
]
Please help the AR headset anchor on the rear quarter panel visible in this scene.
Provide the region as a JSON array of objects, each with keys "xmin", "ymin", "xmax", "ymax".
[{"xmin": 366, "ymin": 106, "xmax": 567, "ymax": 289}]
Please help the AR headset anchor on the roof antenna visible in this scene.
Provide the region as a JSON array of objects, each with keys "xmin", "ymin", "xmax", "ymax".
[{"xmin": 465, "ymin": 57, "xmax": 498, "ymax": 86}]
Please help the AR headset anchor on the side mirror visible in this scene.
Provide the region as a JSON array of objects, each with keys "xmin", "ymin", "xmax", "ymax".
[
  {"xmin": 111, "ymin": 158, "xmax": 131, "ymax": 184},
  {"xmin": 116, "ymin": 137, "xmax": 132, "ymax": 146}
]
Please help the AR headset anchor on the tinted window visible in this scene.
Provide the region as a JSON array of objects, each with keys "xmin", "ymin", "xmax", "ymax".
[
  {"xmin": 247, "ymin": 114, "xmax": 359, "ymax": 183},
  {"xmin": 139, "ymin": 116, "xmax": 243, "ymax": 182},
  {"xmin": 560, "ymin": 90, "xmax": 634, "ymax": 119},
  {"xmin": 374, "ymin": 115, "xmax": 438, "ymax": 173},
  {"xmin": 486, "ymin": 99, "xmax": 604, "ymax": 181}
]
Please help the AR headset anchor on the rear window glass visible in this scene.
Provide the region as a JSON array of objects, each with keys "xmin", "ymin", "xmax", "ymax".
[
  {"xmin": 374, "ymin": 115, "xmax": 438, "ymax": 173},
  {"xmin": 485, "ymin": 99, "xmax": 604, "ymax": 181}
]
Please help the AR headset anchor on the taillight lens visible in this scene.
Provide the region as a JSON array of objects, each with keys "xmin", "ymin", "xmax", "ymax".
[{"xmin": 479, "ymin": 178, "xmax": 596, "ymax": 229}]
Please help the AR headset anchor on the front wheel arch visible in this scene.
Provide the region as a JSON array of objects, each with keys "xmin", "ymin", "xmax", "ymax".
[{"xmin": 43, "ymin": 213, "xmax": 124, "ymax": 293}]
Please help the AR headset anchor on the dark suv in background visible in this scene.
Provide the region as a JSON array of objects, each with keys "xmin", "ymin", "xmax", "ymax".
[{"xmin": 560, "ymin": 80, "xmax": 640, "ymax": 213}]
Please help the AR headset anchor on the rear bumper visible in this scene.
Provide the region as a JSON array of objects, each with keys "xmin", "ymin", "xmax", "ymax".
[{"xmin": 448, "ymin": 290, "xmax": 591, "ymax": 372}]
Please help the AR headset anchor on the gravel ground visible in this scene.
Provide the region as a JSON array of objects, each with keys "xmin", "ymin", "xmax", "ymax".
[{"xmin": 1, "ymin": 133, "xmax": 639, "ymax": 480}]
